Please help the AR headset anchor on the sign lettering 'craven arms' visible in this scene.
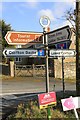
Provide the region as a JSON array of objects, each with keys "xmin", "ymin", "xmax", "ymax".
[
  {"xmin": 47, "ymin": 25, "xmax": 71, "ymax": 44},
  {"xmin": 5, "ymin": 31, "xmax": 43, "ymax": 45},
  {"xmin": 35, "ymin": 25, "xmax": 71, "ymax": 48}
]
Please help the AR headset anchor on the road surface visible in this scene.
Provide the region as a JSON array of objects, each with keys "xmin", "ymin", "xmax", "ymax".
[{"xmin": 2, "ymin": 77, "xmax": 76, "ymax": 96}]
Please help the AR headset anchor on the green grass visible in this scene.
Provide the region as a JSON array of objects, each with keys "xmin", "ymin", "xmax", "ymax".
[{"xmin": 8, "ymin": 99, "xmax": 79, "ymax": 120}]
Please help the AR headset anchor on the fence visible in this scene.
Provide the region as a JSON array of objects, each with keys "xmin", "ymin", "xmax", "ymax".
[{"xmin": 15, "ymin": 64, "xmax": 46, "ymax": 77}]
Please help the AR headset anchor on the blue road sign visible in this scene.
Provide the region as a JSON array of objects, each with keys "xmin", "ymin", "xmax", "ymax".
[
  {"xmin": 57, "ymin": 43, "xmax": 67, "ymax": 49},
  {"xmin": 38, "ymin": 50, "xmax": 45, "ymax": 56},
  {"xmin": 56, "ymin": 40, "xmax": 71, "ymax": 49}
]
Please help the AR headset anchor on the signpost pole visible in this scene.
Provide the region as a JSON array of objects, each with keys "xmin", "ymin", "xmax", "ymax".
[
  {"xmin": 39, "ymin": 16, "xmax": 50, "ymax": 93},
  {"xmin": 62, "ymin": 56, "xmax": 65, "ymax": 97},
  {"xmin": 60, "ymin": 45, "xmax": 65, "ymax": 98},
  {"xmin": 74, "ymin": 108, "xmax": 79, "ymax": 120},
  {"xmin": 43, "ymin": 28, "xmax": 49, "ymax": 93},
  {"xmin": 39, "ymin": 16, "xmax": 51, "ymax": 120},
  {"xmin": 47, "ymin": 106, "xmax": 51, "ymax": 120},
  {"xmin": 44, "ymin": 28, "xmax": 51, "ymax": 119}
]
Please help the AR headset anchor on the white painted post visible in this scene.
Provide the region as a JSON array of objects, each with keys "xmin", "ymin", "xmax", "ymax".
[
  {"xmin": 74, "ymin": 108, "xmax": 79, "ymax": 120},
  {"xmin": 70, "ymin": 96, "xmax": 79, "ymax": 120},
  {"xmin": 10, "ymin": 61, "xmax": 14, "ymax": 77}
]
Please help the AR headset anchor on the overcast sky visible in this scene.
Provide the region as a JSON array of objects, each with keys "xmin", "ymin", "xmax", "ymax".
[{"xmin": 1, "ymin": 0, "xmax": 76, "ymax": 32}]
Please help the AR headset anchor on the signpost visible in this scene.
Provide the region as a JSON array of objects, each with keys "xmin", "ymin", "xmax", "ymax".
[
  {"xmin": 5, "ymin": 31, "xmax": 43, "ymax": 45},
  {"xmin": 3, "ymin": 49, "xmax": 45, "ymax": 57},
  {"xmin": 3, "ymin": 14, "xmax": 79, "ymax": 119},
  {"xmin": 40, "ymin": 16, "xmax": 50, "ymax": 93},
  {"xmin": 39, "ymin": 15, "xmax": 51, "ymax": 120}
]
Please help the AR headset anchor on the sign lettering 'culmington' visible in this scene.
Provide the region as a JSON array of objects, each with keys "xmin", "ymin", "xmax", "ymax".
[
  {"xmin": 5, "ymin": 31, "xmax": 43, "ymax": 45},
  {"xmin": 49, "ymin": 49, "xmax": 76, "ymax": 57}
]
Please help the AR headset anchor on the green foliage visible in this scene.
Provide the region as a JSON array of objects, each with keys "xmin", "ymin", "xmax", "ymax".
[
  {"xmin": 0, "ymin": 19, "xmax": 15, "ymax": 63},
  {"xmin": 14, "ymin": 101, "xmax": 47, "ymax": 119},
  {"xmin": 0, "ymin": 19, "xmax": 13, "ymax": 49},
  {"xmin": 8, "ymin": 100, "xmax": 76, "ymax": 119}
]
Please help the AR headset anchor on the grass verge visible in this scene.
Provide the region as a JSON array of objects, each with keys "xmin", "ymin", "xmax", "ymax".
[{"xmin": 7, "ymin": 96, "xmax": 80, "ymax": 120}]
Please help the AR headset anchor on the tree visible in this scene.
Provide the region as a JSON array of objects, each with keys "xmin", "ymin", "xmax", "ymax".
[
  {"xmin": 63, "ymin": 8, "xmax": 76, "ymax": 33},
  {"xmin": 0, "ymin": 20, "xmax": 13, "ymax": 49},
  {"xmin": 64, "ymin": 4, "xmax": 80, "ymax": 96},
  {"xmin": 0, "ymin": 20, "xmax": 14, "ymax": 63}
]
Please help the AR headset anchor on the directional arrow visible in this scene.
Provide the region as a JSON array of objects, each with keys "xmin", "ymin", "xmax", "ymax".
[
  {"xmin": 67, "ymin": 28, "xmax": 71, "ymax": 40},
  {"xmin": 5, "ymin": 31, "xmax": 43, "ymax": 45},
  {"xmin": 3, "ymin": 49, "xmax": 7, "ymax": 57}
]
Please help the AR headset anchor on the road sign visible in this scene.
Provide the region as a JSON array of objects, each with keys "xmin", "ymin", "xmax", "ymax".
[
  {"xmin": 49, "ymin": 49, "xmax": 76, "ymax": 57},
  {"xmin": 38, "ymin": 92, "xmax": 56, "ymax": 109},
  {"xmin": 35, "ymin": 26, "xmax": 71, "ymax": 49},
  {"xmin": 63, "ymin": 97, "xmax": 75, "ymax": 110},
  {"xmin": 5, "ymin": 31, "xmax": 43, "ymax": 45},
  {"xmin": 3, "ymin": 49, "xmax": 45, "ymax": 57},
  {"xmin": 48, "ymin": 41, "xmax": 71, "ymax": 49},
  {"xmin": 61, "ymin": 97, "xmax": 80, "ymax": 111},
  {"xmin": 56, "ymin": 42, "xmax": 68, "ymax": 49},
  {"xmin": 3, "ymin": 49, "xmax": 38, "ymax": 57},
  {"xmin": 38, "ymin": 49, "xmax": 45, "ymax": 56},
  {"xmin": 47, "ymin": 25, "xmax": 71, "ymax": 44}
]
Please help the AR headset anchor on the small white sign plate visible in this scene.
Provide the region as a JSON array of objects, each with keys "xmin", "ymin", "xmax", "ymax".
[
  {"xmin": 61, "ymin": 97, "xmax": 80, "ymax": 111},
  {"xmin": 49, "ymin": 49, "xmax": 76, "ymax": 57},
  {"xmin": 3, "ymin": 49, "xmax": 38, "ymax": 57}
]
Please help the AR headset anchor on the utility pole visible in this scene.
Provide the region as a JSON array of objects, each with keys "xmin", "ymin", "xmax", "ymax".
[{"xmin": 76, "ymin": 1, "xmax": 80, "ymax": 96}]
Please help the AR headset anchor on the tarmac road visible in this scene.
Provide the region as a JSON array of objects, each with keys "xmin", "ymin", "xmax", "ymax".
[
  {"xmin": 2, "ymin": 76, "xmax": 76, "ymax": 96},
  {"xmin": 1, "ymin": 76, "xmax": 76, "ymax": 119}
]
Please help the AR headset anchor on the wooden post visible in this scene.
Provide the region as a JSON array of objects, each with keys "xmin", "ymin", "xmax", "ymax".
[
  {"xmin": 32, "ymin": 64, "xmax": 35, "ymax": 77},
  {"xmin": 76, "ymin": 2, "xmax": 80, "ymax": 96},
  {"xmin": 10, "ymin": 61, "xmax": 14, "ymax": 77}
]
